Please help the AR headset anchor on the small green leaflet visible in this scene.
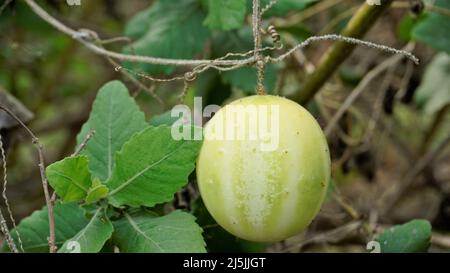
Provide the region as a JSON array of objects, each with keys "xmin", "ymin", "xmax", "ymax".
[
  {"xmin": 107, "ymin": 126, "xmax": 202, "ymax": 208},
  {"xmin": 123, "ymin": 0, "xmax": 210, "ymax": 74},
  {"xmin": 375, "ymin": 219, "xmax": 432, "ymax": 253},
  {"xmin": 204, "ymin": 0, "xmax": 247, "ymax": 31},
  {"xmin": 86, "ymin": 178, "xmax": 109, "ymax": 204},
  {"xmin": 112, "ymin": 210, "xmax": 206, "ymax": 253},
  {"xmin": 59, "ymin": 208, "xmax": 113, "ymax": 253},
  {"xmin": 3, "ymin": 203, "xmax": 89, "ymax": 253},
  {"xmin": 415, "ymin": 53, "xmax": 450, "ymax": 114},
  {"xmin": 76, "ymin": 80, "xmax": 147, "ymax": 182},
  {"xmin": 47, "ymin": 156, "xmax": 109, "ymax": 204},
  {"xmin": 397, "ymin": 14, "xmax": 419, "ymax": 42},
  {"xmin": 46, "ymin": 155, "xmax": 91, "ymax": 203}
]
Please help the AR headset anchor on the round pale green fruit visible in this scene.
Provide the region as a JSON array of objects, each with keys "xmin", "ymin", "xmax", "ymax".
[{"xmin": 196, "ymin": 95, "xmax": 330, "ymax": 242}]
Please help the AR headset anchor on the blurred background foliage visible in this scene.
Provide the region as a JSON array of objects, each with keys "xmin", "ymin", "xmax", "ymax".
[{"xmin": 0, "ymin": 0, "xmax": 449, "ymax": 252}]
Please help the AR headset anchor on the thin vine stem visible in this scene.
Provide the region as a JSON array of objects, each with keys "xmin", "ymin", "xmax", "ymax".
[
  {"xmin": 23, "ymin": 0, "xmax": 417, "ymax": 81},
  {"xmin": 23, "ymin": 0, "xmax": 253, "ymax": 67},
  {"xmin": 252, "ymin": 0, "xmax": 266, "ymax": 95},
  {"xmin": 0, "ymin": 134, "xmax": 24, "ymax": 252},
  {"xmin": 0, "ymin": 105, "xmax": 56, "ymax": 253}
]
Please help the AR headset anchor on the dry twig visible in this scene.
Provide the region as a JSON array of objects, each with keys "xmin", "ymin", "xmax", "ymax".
[
  {"xmin": 283, "ymin": 221, "xmax": 363, "ymax": 252},
  {"xmin": 72, "ymin": 130, "xmax": 95, "ymax": 157},
  {"xmin": 324, "ymin": 43, "xmax": 415, "ymax": 137},
  {"xmin": 0, "ymin": 134, "xmax": 23, "ymax": 252},
  {"xmin": 0, "ymin": 105, "xmax": 56, "ymax": 253},
  {"xmin": 378, "ymin": 133, "xmax": 450, "ymax": 215}
]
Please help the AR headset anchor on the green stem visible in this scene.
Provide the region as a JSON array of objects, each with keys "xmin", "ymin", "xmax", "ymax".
[{"xmin": 290, "ymin": 0, "xmax": 394, "ymax": 105}]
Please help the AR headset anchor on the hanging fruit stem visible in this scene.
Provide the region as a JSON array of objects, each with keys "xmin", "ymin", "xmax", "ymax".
[{"xmin": 252, "ymin": 0, "xmax": 266, "ymax": 95}]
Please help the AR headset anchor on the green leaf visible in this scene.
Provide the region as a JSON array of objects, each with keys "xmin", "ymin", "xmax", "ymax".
[
  {"xmin": 123, "ymin": 0, "xmax": 210, "ymax": 74},
  {"xmin": 46, "ymin": 156, "xmax": 91, "ymax": 203},
  {"xmin": 212, "ymin": 28, "xmax": 280, "ymax": 93},
  {"xmin": 59, "ymin": 208, "xmax": 113, "ymax": 253},
  {"xmin": 107, "ymin": 126, "xmax": 202, "ymax": 208},
  {"xmin": 76, "ymin": 81, "xmax": 147, "ymax": 181},
  {"xmin": 375, "ymin": 220, "xmax": 432, "ymax": 253},
  {"xmin": 222, "ymin": 65, "xmax": 281, "ymax": 94},
  {"xmin": 194, "ymin": 70, "xmax": 232, "ymax": 105},
  {"xmin": 397, "ymin": 14, "xmax": 428, "ymax": 43},
  {"xmin": 112, "ymin": 210, "xmax": 206, "ymax": 253},
  {"xmin": 86, "ymin": 178, "xmax": 109, "ymax": 204},
  {"xmin": 149, "ymin": 111, "xmax": 179, "ymax": 127},
  {"xmin": 412, "ymin": 0, "xmax": 450, "ymax": 54},
  {"xmin": 3, "ymin": 203, "xmax": 89, "ymax": 253},
  {"xmin": 248, "ymin": 0, "xmax": 318, "ymax": 17},
  {"xmin": 398, "ymin": 14, "xmax": 416, "ymax": 42},
  {"xmin": 276, "ymin": 25, "xmax": 313, "ymax": 41},
  {"xmin": 415, "ymin": 53, "xmax": 450, "ymax": 113},
  {"xmin": 0, "ymin": 0, "xmax": 52, "ymax": 34},
  {"xmin": 204, "ymin": 0, "xmax": 247, "ymax": 31},
  {"xmin": 192, "ymin": 198, "xmax": 266, "ymax": 253}
]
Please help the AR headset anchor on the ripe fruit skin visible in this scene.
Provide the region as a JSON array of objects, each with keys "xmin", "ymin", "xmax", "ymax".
[{"xmin": 196, "ymin": 95, "xmax": 331, "ymax": 242}]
